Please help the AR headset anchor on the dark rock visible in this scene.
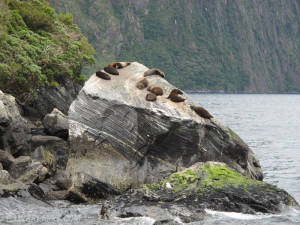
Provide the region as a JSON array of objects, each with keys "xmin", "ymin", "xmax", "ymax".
[
  {"xmin": 67, "ymin": 62, "xmax": 263, "ymax": 192},
  {"xmin": 65, "ymin": 191, "xmax": 87, "ymax": 204},
  {"xmin": 31, "ymin": 136, "xmax": 69, "ymax": 170},
  {"xmin": 22, "ymin": 77, "xmax": 82, "ymax": 119},
  {"xmin": 31, "ymin": 127, "xmax": 46, "ymax": 135},
  {"xmin": 0, "ymin": 92, "xmax": 32, "ymax": 156},
  {"xmin": 9, "ymin": 156, "xmax": 32, "ymax": 179},
  {"xmin": 69, "ymin": 173, "xmax": 120, "ymax": 202},
  {"xmin": 43, "ymin": 108, "xmax": 68, "ymax": 139},
  {"xmin": 31, "ymin": 135, "xmax": 63, "ymax": 148},
  {"xmin": 0, "ymin": 163, "xmax": 2, "ymax": 170},
  {"xmin": 54, "ymin": 170, "xmax": 72, "ymax": 190},
  {"xmin": 0, "ymin": 150, "xmax": 15, "ymax": 169}
]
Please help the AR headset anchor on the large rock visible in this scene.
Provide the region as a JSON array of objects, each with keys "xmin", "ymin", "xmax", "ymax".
[
  {"xmin": 68, "ymin": 62, "xmax": 263, "ymax": 191},
  {"xmin": 22, "ymin": 77, "xmax": 82, "ymax": 119},
  {"xmin": 0, "ymin": 91, "xmax": 32, "ymax": 156},
  {"xmin": 43, "ymin": 108, "xmax": 68, "ymax": 139},
  {"xmin": 104, "ymin": 162, "xmax": 297, "ymax": 218}
]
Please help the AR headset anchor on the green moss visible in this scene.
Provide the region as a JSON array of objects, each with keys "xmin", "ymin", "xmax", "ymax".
[{"xmin": 163, "ymin": 163, "xmax": 265, "ymax": 193}]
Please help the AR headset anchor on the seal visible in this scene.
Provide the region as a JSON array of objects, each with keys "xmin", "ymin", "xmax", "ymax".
[
  {"xmin": 144, "ymin": 68, "xmax": 165, "ymax": 78},
  {"xmin": 149, "ymin": 87, "xmax": 163, "ymax": 96},
  {"xmin": 96, "ymin": 71, "xmax": 111, "ymax": 80},
  {"xmin": 168, "ymin": 95, "xmax": 185, "ymax": 103},
  {"xmin": 104, "ymin": 66, "xmax": 119, "ymax": 75},
  {"xmin": 190, "ymin": 105, "xmax": 213, "ymax": 119},
  {"xmin": 108, "ymin": 62, "xmax": 131, "ymax": 69},
  {"xmin": 146, "ymin": 93, "xmax": 157, "ymax": 101},
  {"xmin": 136, "ymin": 78, "xmax": 149, "ymax": 90},
  {"xmin": 167, "ymin": 89, "xmax": 185, "ymax": 102},
  {"xmin": 170, "ymin": 88, "xmax": 183, "ymax": 95}
]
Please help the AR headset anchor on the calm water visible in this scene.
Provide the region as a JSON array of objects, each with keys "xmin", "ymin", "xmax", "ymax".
[
  {"xmin": 191, "ymin": 94, "xmax": 300, "ymax": 224},
  {"xmin": 0, "ymin": 94, "xmax": 299, "ymax": 224}
]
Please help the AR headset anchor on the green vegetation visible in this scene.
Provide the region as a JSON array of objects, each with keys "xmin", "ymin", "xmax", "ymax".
[
  {"xmin": 0, "ymin": 0, "xmax": 94, "ymax": 101},
  {"xmin": 155, "ymin": 163, "xmax": 266, "ymax": 193},
  {"xmin": 49, "ymin": 0, "xmax": 300, "ymax": 92}
]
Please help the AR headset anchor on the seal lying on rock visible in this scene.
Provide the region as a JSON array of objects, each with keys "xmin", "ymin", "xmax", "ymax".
[
  {"xmin": 144, "ymin": 68, "xmax": 165, "ymax": 78},
  {"xmin": 136, "ymin": 78, "xmax": 149, "ymax": 90},
  {"xmin": 191, "ymin": 105, "xmax": 213, "ymax": 119},
  {"xmin": 148, "ymin": 87, "xmax": 163, "ymax": 96},
  {"xmin": 104, "ymin": 66, "xmax": 119, "ymax": 75},
  {"xmin": 146, "ymin": 93, "xmax": 157, "ymax": 101},
  {"xmin": 167, "ymin": 89, "xmax": 185, "ymax": 102},
  {"xmin": 108, "ymin": 62, "xmax": 131, "ymax": 69},
  {"xmin": 96, "ymin": 71, "xmax": 111, "ymax": 80}
]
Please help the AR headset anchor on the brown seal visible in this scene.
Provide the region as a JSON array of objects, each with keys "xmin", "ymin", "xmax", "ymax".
[
  {"xmin": 104, "ymin": 66, "xmax": 119, "ymax": 75},
  {"xmin": 108, "ymin": 62, "xmax": 131, "ymax": 69},
  {"xmin": 168, "ymin": 95, "xmax": 185, "ymax": 103},
  {"xmin": 144, "ymin": 68, "xmax": 165, "ymax": 78},
  {"xmin": 149, "ymin": 87, "xmax": 163, "ymax": 96},
  {"xmin": 136, "ymin": 78, "xmax": 149, "ymax": 90},
  {"xmin": 96, "ymin": 71, "xmax": 111, "ymax": 80},
  {"xmin": 167, "ymin": 89, "xmax": 185, "ymax": 102},
  {"xmin": 190, "ymin": 105, "xmax": 213, "ymax": 119},
  {"xmin": 170, "ymin": 88, "xmax": 183, "ymax": 95},
  {"xmin": 146, "ymin": 93, "xmax": 157, "ymax": 101}
]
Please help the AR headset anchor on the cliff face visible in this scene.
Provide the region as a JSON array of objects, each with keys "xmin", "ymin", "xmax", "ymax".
[{"xmin": 49, "ymin": 0, "xmax": 300, "ymax": 92}]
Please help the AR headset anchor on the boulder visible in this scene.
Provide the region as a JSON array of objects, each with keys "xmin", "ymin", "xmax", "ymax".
[
  {"xmin": 9, "ymin": 156, "xmax": 32, "ymax": 179},
  {"xmin": 7, "ymin": 155, "xmax": 48, "ymax": 184},
  {"xmin": 67, "ymin": 62, "xmax": 263, "ymax": 191},
  {"xmin": 43, "ymin": 108, "xmax": 68, "ymax": 139},
  {"xmin": 0, "ymin": 150, "xmax": 15, "ymax": 169},
  {"xmin": 104, "ymin": 162, "xmax": 298, "ymax": 217},
  {"xmin": 0, "ymin": 91, "xmax": 32, "ymax": 156}
]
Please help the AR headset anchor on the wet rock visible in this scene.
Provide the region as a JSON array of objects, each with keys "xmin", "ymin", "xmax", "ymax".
[
  {"xmin": 0, "ymin": 92, "xmax": 32, "ymax": 156},
  {"xmin": 68, "ymin": 62, "xmax": 263, "ymax": 192},
  {"xmin": 43, "ymin": 108, "xmax": 68, "ymax": 139}
]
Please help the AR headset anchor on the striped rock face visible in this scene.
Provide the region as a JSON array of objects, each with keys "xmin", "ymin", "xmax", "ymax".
[{"xmin": 67, "ymin": 62, "xmax": 263, "ymax": 191}]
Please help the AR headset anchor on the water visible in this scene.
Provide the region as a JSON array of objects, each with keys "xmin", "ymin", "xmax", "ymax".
[
  {"xmin": 0, "ymin": 94, "xmax": 299, "ymax": 224},
  {"xmin": 191, "ymin": 94, "xmax": 300, "ymax": 224}
]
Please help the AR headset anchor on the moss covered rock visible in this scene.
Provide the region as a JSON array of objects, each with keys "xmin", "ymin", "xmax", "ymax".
[{"xmin": 141, "ymin": 162, "xmax": 298, "ymax": 214}]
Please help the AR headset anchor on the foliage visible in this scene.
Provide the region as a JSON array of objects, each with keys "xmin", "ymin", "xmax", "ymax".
[{"xmin": 0, "ymin": 0, "xmax": 95, "ymax": 101}]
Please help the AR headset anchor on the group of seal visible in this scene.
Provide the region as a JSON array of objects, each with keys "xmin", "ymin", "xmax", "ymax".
[{"xmin": 96, "ymin": 62, "xmax": 131, "ymax": 80}]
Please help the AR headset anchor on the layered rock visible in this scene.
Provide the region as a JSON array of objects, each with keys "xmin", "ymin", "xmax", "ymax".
[{"xmin": 68, "ymin": 62, "xmax": 263, "ymax": 193}]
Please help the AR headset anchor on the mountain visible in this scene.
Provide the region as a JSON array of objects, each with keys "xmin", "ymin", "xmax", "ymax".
[
  {"xmin": 0, "ymin": 0, "xmax": 94, "ymax": 100},
  {"xmin": 49, "ymin": 0, "xmax": 300, "ymax": 92}
]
